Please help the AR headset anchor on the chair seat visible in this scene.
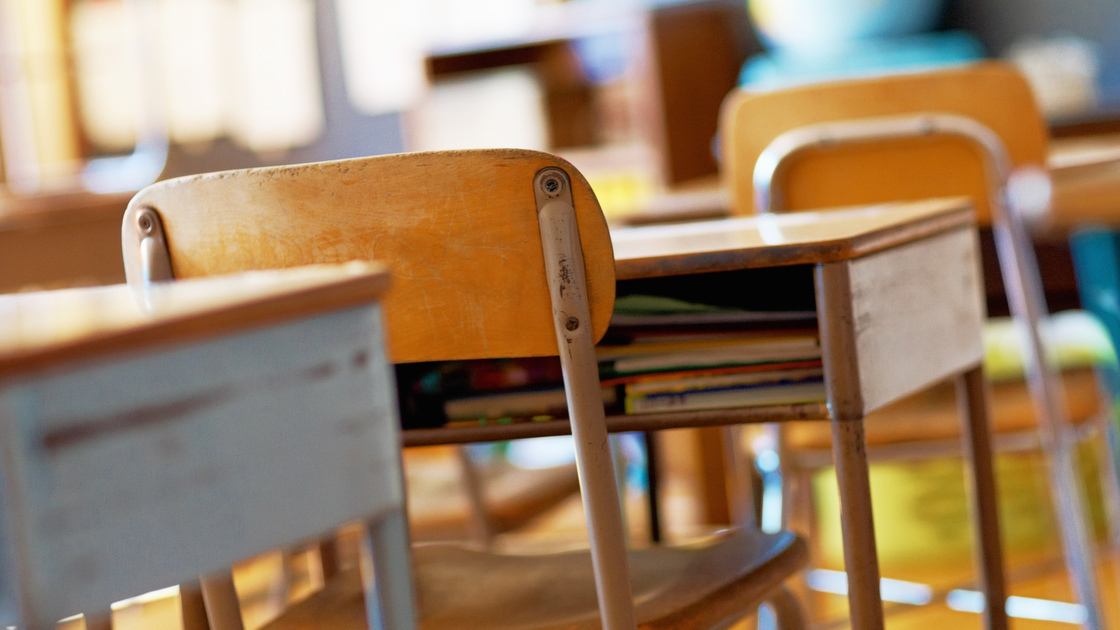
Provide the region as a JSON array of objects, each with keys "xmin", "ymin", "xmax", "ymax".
[
  {"xmin": 784, "ymin": 367, "xmax": 1102, "ymax": 452},
  {"xmin": 260, "ymin": 530, "xmax": 807, "ymax": 630},
  {"xmin": 405, "ymin": 451, "xmax": 580, "ymax": 541}
]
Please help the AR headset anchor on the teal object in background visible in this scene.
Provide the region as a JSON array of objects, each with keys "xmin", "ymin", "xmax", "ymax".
[
  {"xmin": 1070, "ymin": 227, "xmax": 1120, "ymax": 483},
  {"xmin": 1071, "ymin": 228, "xmax": 1120, "ymax": 371},
  {"xmin": 740, "ymin": 31, "xmax": 985, "ymax": 89},
  {"xmin": 740, "ymin": 0, "xmax": 984, "ymax": 90},
  {"xmin": 748, "ymin": 0, "xmax": 946, "ymax": 53}
]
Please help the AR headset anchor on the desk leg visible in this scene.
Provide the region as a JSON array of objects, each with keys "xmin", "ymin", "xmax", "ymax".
[
  {"xmin": 831, "ymin": 418, "xmax": 884, "ymax": 630},
  {"xmin": 955, "ymin": 367, "xmax": 1009, "ymax": 630},
  {"xmin": 359, "ymin": 507, "xmax": 417, "ymax": 630}
]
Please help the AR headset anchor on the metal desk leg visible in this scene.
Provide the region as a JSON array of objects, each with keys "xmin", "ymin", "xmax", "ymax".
[
  {"xmin": 831, "ymin": 418, "xmax": 884, "ymax": 630},
  {"xmin": 956, "ymin": 366, "xmax": 1009, "ymax": 630}
]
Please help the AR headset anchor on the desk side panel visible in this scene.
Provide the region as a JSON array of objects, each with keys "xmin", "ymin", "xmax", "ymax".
[
  {"xmin": 0, "ymin": 305, "xmax": 402, "ymax": 627},
  {"xmin": 818, "ymin": 227, "xmax": 986, "ymax": 418}
]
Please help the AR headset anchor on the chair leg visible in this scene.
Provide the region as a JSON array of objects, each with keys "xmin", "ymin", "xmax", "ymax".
[
  {"xmin": 179, "ymin": 579, "xmax": 212, "ymax": 630},
  {"xmin": 199, "ymin": 571, "xmax": 244, "ymax": 630},
  {"xmin": 643, "ymin": 431, "xmax": 663, "ymax": 544},
  {"xmin": 456, "ymin": 446, "xmax": 495, "ymax": 548},
  {"xmin": 358, "ymin": 507, "xmax": 416, "ymax": 630},
  {"xmin": 1044, "ymin": 438, "xmax": 1106, "ymax": 629},
  {"xmin": 830, "ymin": 418, "xmax": 884, "ymax": 630},
  {"xmin": 611, "ymin": 434, "xmax": 631, "ymax": 543},
  {"xmin": 782, "ymin": 467, "xmax": 816, "ymax": 541},
  {"xmin": 1097, "ymin": 412, "xmax": 1120, "ymax": 548},
  {"xmin": 722, "ymin": 424, "xmax": 758, "ymax": 530},
  {"xmin": 955, "ymin": 366, "xmax": 1009, "ymax": 630},
  {"xmin": 765, "ymin": 584, "xmax": 807, "ymax": 630},
  {"xmin": 993, "ymin": 185, "xmax": 1107, "ymax": 629},
  {"xmin": 1087, "ymin": 378, "xmax": 1120, "ymax": 548}
]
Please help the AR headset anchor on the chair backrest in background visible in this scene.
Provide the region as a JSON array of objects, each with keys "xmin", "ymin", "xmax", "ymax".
[{"xmin": 720, "ymin": 61, "xmax": 1048, "ymax": 223}]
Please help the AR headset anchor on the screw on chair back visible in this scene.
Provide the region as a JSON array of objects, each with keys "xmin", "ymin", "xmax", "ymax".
[
  {"xmin": 121, "ymin": 149, "xmax": 639, "ymax": 629},
  {"xmin": 720, "ymin": 61, "xmax": 1048, "ymax": 223}
]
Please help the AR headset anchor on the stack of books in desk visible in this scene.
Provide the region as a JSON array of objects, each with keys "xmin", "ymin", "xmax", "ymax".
[
  {"xmin": 598, "ymin": 295, "xmax": 825, "ymax": 414},
  {"xmin": 395, "ymin": 296, "xmax": 826, "ymax": 428}
]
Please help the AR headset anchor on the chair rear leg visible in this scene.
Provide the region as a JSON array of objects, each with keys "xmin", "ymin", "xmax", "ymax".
[
  {"xmin": 722, "ymin": 424, "xmax": 758, "ymax": 530},
  {"xmin": 1092, "ymin": 401, "xmax": 1120, "ymax": 548},
  {"xmin": 643, "ymin": 431, "xmax": 663, "ymax": 544},
  {"xmin": 994, "ymin": 175, "xmax": 1106, "ymax": 629},
  {"xmin": 1075, "ymin": 361, "xmax": 1120, "ymax": 549},
  {"xmin": 765, "ymin": 584, "xmax": 807, "ymax": 630},
  {"xmin": 455, "ymin": 446, "xmax": 496, "ymax": 547},
  {"xmin": 611, "ymin": 434, "xmax": 631, "ymax": 542}
]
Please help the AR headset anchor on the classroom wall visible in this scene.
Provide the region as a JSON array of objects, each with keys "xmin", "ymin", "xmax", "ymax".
[{"xmin": 945, "ymin": 0, "xmax": 1120, "ymax": 107}]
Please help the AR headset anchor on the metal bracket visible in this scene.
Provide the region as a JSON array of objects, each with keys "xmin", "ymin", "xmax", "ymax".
[
  {"xmin": 122, "ymin": 204, "xmax": 173, "ymax": 286},
  {"xmin": 534, "ymin": 167, "xmax": 586, "ymax": 337},
  {"xmin": 534, "ymin": 166, "xmax": 637, "ymax": 630}
]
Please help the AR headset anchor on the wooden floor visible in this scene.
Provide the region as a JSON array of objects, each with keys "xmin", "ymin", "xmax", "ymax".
[{"xmin": 64, "ymin": 445, "xmax": 1120, "ymax": 630}]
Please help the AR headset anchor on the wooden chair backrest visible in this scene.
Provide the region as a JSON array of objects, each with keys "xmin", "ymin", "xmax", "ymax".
[
  {"xmin": 720, "ymin": 61, "xmax": 1049, "ymax": 223},
  {"xmin": 123, "ymin": 149, "xmax": 615, "ymax": 363}
]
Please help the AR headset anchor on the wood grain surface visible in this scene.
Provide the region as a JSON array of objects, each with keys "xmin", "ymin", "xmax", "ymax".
[
  {"xmin": 125, "ymin": 149, "xmax": 616, "ymax": 364},
  {"xmin": 1048, "ymin": 134, "xmax": 1120, "ymax": 228},
  {"xmin": 611, "ymin": 197, "xmax": 974, "ymax": 279},
  {"xmin": 259, "ymin": 529, "xmax": 807, "ymax": 630},
  {"xmin": 0, "ymin": 263, "xmax": 390, "ymax": 380},
  {"xmin": 1, "ymin": 301, "xmax": 403, "ymax": 628},
  {"xmin": 824, "ymin": 227, "xmax": 986, "ymax": 417}
]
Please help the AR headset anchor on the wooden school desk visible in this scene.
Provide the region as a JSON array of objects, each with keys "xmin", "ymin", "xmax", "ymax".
[
  {"xmin": 0, "ymin": 263, "xmax": 414, "ymax": 630},
  {"xmin": 403, "ymin": 197, "xmax": 1007, "ymax": 629}
]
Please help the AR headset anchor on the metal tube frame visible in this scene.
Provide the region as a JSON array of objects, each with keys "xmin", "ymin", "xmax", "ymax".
[{"xmin": 536, "ymin": 166, "xmax": 637, "ymax": 630}]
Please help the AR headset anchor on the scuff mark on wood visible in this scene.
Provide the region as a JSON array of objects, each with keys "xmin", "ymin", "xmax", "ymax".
[{"xmin": 40, "ymin": 351, "xmax": 367, "ymax": 452}]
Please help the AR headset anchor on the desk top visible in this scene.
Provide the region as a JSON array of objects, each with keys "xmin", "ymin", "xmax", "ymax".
[
  {"xmin": 611, "ymin": 197, "xmax": 975, "ymax": 279},
  {"xmin": 0, "ymin": 262, "xmax": 391, "ymax": 380},
  {"xmin": 1047, "ymin": 134, "xmax": 1120, "ymax": 227}
]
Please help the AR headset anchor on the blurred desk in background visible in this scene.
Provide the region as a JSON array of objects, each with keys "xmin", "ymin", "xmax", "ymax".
[{"xmin": 0, "ymin": 191, "xmax": 130, "ymax": 293}]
